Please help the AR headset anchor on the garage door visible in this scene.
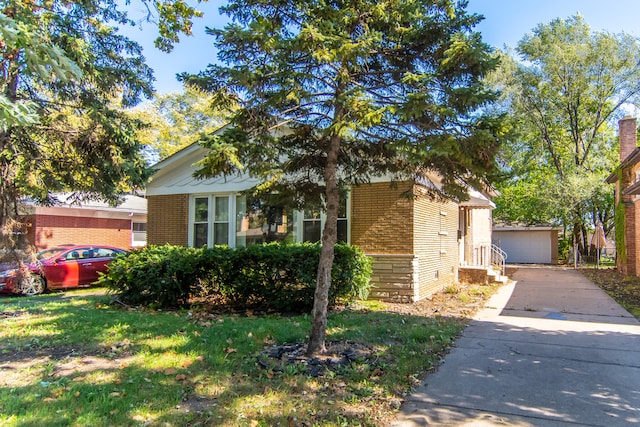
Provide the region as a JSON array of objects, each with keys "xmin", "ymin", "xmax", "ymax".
[{"xmin": 493, "ymin": 231, "xmax": 551, "ymax": 264}]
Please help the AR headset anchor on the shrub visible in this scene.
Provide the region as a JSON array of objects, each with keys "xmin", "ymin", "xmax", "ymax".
[
  {"xmin": 100, "ymin": 243, "xmax": 372, "ymax": 311},
  {"xmin": 99, "ymin": 245, "xmax": 203, "ymax": 308}
]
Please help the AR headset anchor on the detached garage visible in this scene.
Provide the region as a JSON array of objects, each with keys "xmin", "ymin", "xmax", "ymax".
[{"xmin": 492, "ymin": 225, "xmax": 560, "ymax": 264}]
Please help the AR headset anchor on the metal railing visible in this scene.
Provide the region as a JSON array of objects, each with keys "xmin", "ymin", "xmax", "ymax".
[{"xmin": 490, "ymin": 244, "xmax": 507, "ymax": 276}]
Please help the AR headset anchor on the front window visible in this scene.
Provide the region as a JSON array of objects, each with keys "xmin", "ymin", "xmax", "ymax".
[
  {"xmin": 235, "ymin": 196, "xmax": 293, "ymax": 246},
  {"xmin": 214, "ymin": 196, "xmax": 230, "ymax": 245},
  {"xmin": 302, "ymin": 207, "xmax": 322, "ymax": 243},
  {"xmin": 295, "ymin": 194, "xmax": 349, "ymax": 244},
  {"xmin": 190, "ymin": 192, "xmax": 349, "ymax": 248},
  {"xmin": 193, "ymin": 197, "xmax": 209, "ymax": 248},
  {"xmin": 191, "ymin": 195, "xmax": 230, "ymax": 247}
]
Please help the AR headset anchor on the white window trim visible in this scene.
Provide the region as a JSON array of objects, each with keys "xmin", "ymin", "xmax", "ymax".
[
  {"xmin": 292, "ymin": 195, "xmax": 350, "ymax": 243},
  {"xmin": 188, "ymin": 192, "xmax": 350, "ymax": 248},
  {"xmin": 188, "ymin": 194, "xmax": 234, "ymax": 248}
]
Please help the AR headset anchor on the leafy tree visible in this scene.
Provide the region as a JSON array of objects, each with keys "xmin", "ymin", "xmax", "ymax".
[
  {"xmin": 0, "ymin": 0, "xmax": 203, "ymax": 254},
  {"xmin": 131, "ymin": 86, "xmax": 230, "ymax": 162},
  {"xmin": 492, "ymin": 15, "xmax": 640, "ymax": 252},
  {"xmin": 184, "ymin": 0, "xmax": 504, "ymax": 355}
]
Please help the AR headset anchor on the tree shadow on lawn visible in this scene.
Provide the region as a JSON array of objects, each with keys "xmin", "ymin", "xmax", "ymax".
[{"xmin": 0, "ymin": 295, "xmax": 466, "ymax": 426}]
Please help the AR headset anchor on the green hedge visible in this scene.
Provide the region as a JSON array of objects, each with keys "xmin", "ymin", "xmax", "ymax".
[{"xmin": 99, "ymin": 243, "xmax": 372, "ymax": 311}]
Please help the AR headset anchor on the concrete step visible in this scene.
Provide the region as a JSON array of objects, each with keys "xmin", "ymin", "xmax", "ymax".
[{"xmin": 460, "ymin": 266, "xmax": 509, "ymax": 285}]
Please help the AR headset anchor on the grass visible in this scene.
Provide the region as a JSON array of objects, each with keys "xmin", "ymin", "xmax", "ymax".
[
  {"xmin": 580, "ymin": 267, "xmax": 640, "ymax": 320},
  {"xmin": 0, "ymin": 288, "xmax": 473, "ymax": 426}
]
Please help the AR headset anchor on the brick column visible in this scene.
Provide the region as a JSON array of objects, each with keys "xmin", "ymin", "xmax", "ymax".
[{"xmin": 619, "ymin": 116, "xmax": 637, "ymax": 163}]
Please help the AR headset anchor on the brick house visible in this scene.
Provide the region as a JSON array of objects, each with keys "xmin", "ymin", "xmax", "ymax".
[
  {"xmin": 22, "ymin": 194, "xmax": 147, "ymax": 251},
  {"xmin": 146, "ymin": 142, "xmax": 498, "ymax": 302},
  {"xmin": 607, "ymin": 116, "xmax": 640, "ymax": 275}
]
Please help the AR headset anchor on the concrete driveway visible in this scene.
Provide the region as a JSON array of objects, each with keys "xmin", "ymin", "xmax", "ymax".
[{"xmin": 391, "ymin": 266, "xmax": 640, "ymax": 426}]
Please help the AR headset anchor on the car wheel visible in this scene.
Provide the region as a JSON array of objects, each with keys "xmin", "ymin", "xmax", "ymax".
[{"xmin": 20, "ymin": 274, "xmax": 46, "ymax": 296}]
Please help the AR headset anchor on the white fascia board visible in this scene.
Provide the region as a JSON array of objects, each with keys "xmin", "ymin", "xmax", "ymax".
[
  {"xmin": 147, "ymin": 143, "xmax": 260, "ymax": 196},
  {"xmin": 24, "ymin": 194, "xmax": 147, "ymax": 216},
  {"xmin": 493, "ymin": 226, "xmax": 560, "ymax": 232},
  {"xmin": 33, "ymin": 205, "xmax": 137, "ymax": 220}
]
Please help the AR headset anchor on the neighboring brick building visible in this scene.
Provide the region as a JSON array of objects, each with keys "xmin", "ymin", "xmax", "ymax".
[
  {"xmin": 22, "ymin": 194, "xmax": 147, "ymax": 251},
  {"xmin": 607, "ymin": 116, "xmax": 640, "ymax": 275},
  {"xmin": 147, "ymin": 142, "xmax": 497, "ymax": 302}
]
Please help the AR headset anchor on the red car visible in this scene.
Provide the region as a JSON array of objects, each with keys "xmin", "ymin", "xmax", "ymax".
[{"xmin": 0, "ymin": 245, "xmax": 127, "ymax": 296}]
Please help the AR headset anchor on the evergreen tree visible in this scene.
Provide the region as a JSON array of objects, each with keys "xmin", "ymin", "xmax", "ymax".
[{"xmin": 185, "ymin": 0, "xmax": 505, "ymax": 354}]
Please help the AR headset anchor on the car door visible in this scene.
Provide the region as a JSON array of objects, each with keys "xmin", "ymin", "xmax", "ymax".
[
  {"xmin": 41, "ymin": 249, "xmax": 83, "ymax": 288},
  {"xmin": 84, "ymin": 247, "xmax": 121, "ymax": 284},
  {"xmin": 76, "ymin": 248, "xmax": 100, "ymax": 285}
]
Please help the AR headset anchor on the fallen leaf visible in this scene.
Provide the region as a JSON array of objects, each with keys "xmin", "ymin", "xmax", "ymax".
[
  {"xmin": 164, "ymin": 368, "xmax": 177, "ymax": 376},
  {"xmin": 109, "ymin": 392, "xmax": 122, "ymax": 397},
  {"xmin": 226, "ymin": 338, "xmax": 233, "ymax": 344},
  {"xmin": 110, "ymin": 409, "xmax": 119, "ymax": 415},
  {"xmin": 224, "ymin": 347, "xmax": 237, "ymax": 354},
  {"xmin": 74, "ymin": 391, "xmax": 81, "ymax": 397},
  {"xmin": 175, "ymin": 374, "xmax": 187, "ymax": 381}
]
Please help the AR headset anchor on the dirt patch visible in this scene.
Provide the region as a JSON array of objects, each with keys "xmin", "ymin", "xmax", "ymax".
[
  {"xmin": 0, "ymin": 345, "xmax": 136, "ymax": 387},
  {"xmin": 53, "ymin": 354, "xmax": 136, "ymax": 379},
  {"xmin": 258, "ymin": 340, "xmax": 379, "ymax": 377},
  {"xmin": 378, "ymin": 284, "xmax": 498, "ymax": 318}
]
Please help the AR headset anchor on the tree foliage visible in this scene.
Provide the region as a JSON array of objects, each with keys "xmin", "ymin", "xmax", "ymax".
[
  {"xmin": 492, "ymin": 15, "xmax": 640, "ymax": 249},
  {"xmin": 0, "ymin": 0, "xmax": 203, "ymax": 253},
  {"xmin": 184, "ymin": 0, "xmax": 505, "ymax": 354},
  {"xmin": 131, "ymin": 86, "xmax": 230, "ymax": 162}
]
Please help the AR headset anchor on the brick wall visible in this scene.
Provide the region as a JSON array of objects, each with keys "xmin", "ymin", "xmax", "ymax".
[
  {"xmin": 351, "ymin": 181, "xmax": 461, "ymax": 302},
  {"xmin": 624, "ymin": 201, "xmax": 640, "ymax": 275},
  {"xmin": 350, "ymin": 181, "xmax": 413, "ymax": 254},
  {"xmin": 413, "ymin": 190, "xmax": 459, "ymax": 298},
  {"xmin": 618, "ymin": 117, "xmax": 640, "ymax": 275},
  {"xmin": 32, "ymin": 215, "xmax": 132, "ymax": 250},
  {"xmin": 147, "ymin": 194, "xmax": 189, "ymax": 246}
]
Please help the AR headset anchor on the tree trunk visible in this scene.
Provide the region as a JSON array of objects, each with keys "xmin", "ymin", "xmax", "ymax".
[
  {"xmin": 0, "ymin": 50, "xmax": 20, "ymax": 252},
  {"xmin": 307, "ymin": 134, "xmax": 341, "ymax": 356}
]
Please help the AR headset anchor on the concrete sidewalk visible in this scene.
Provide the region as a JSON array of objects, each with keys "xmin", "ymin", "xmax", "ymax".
[{"xmin": 390, "ymin": 266, "xmax": 640, "ymax": 426}]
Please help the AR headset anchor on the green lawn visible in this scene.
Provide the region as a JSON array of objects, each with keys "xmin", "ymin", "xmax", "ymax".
[
  {"xmin": 581, "ymin": 268, "xmax": 640, "ymax": 320},
  {"xmin": 0, "ymin": 288, "xmax": 478, "ymax": 426}
]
